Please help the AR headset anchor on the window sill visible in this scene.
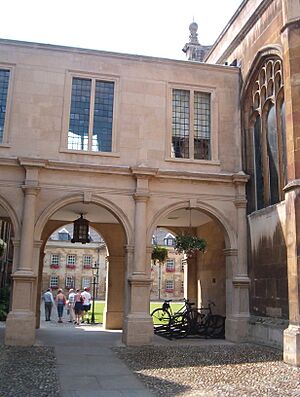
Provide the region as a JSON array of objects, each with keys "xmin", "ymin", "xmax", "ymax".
[
  {"xmin": 0, "ymin": 143, "xmax": 11, "ymax": 148},
  {"xmin": 165, "ymin": 157, "xmax": 220, "ymax": 166},
  {"xmin": 59, "ymin": 149, "xmax": 120, "ymax": 158}
]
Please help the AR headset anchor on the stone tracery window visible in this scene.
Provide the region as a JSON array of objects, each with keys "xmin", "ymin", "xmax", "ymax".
[{"xmin": 245, "ymin": 57, "xmax": 286, "ymax": 211}]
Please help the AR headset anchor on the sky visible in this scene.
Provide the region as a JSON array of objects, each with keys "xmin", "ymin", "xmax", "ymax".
[{"xmin": 0, "ymin": 0, "xmax": 243, "ymax": 60}]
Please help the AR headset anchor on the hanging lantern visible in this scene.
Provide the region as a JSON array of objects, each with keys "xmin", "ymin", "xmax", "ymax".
[{"xmin": 71, "ymin": 214, "xmax": 90, "ymax": 244}]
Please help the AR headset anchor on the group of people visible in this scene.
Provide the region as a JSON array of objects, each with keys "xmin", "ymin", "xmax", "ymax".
[{"xmin": 42, "ymin": 287, "xmax": 92, "ymax": 324}]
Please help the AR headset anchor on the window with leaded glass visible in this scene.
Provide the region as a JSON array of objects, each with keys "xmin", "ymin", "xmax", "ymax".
[
  {"xmin": 172, "ymin": 89, "xmax": 211, "ymax": 160},
  {"xmin": 50, "ymin": 254, "xmax": 59, "ymax": 266},
  {"xmin": 165, "ymin": 280, "xmax": 174, "ymax": 292},
  {"xmin": 245, "ymin": 57, "xmax": 286, "ymax": 211},
  {"xmin": 50, "ymin": 276, "xmax": 59, "ymax": 288},
  {"xmin": 68, "ymin": 77, "xmax": 114, "ymax": 152},
  {"xmin": 65, "ymin": 276, "xmax": 74, "ymax": 289},
  {"xmin": 82, "ymin": 277, "xmax": 91, "ymax": 289},
  {"xmin": 0, "ymin": 69, "xmax": 10, "ymax": 144},
  {"xmin": 166, "ymin": 259, "xmax": 175, "ymax": 272}
]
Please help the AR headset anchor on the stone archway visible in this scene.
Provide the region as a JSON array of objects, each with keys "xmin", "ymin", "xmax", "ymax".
[
  {"xmin": 5, "ymin": 192, "xmax": 133, "ymax": 346},
  {"xmin": 148, "ymin": 199, "xmax": 250, "ymax": 342}
]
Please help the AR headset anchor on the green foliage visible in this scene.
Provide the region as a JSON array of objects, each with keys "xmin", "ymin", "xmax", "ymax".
[
  {"xmin": 0, "ymin": 286, "xmax": 10, "ymax": 321},
  {"xmin": 175, "ymin": 234, "xmax": 207, "ymax": 257},
  {"xmin": 151, "ymin": 246, "xmax": 168, "ymax": 264}
]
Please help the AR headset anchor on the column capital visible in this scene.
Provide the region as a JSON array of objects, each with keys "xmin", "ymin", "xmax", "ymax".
[
  {"xmin": 21, "ymin": 185, "xmax": 40, "ymax": 196},
  {"xmin": 234, "ymin": 198, "xmax": 247, "ymax": 208},
  {"xmin": 133, "ymin": 192, "xmax": 150, "ymax": 202},
  {"xmin": 223, "ymin": 248, "xmax": 238, "ymax": 256}
]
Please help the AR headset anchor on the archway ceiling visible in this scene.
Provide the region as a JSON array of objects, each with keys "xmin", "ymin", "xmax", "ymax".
[{"xmin": 1, "ymin": 203, "xmax": 211, "ymax": 228}]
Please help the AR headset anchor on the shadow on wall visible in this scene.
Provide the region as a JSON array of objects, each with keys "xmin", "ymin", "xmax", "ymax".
[{"xmin": 248, "ymin": 202, "xmax": 288, "ymax": 319}]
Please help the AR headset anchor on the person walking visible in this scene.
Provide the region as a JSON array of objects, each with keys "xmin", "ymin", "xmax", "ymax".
[
  {"xmin": 74, "ymin": 289, "xmax": 83, "ymax": 325},
  {"xmin": 55, "ymin": 288, "xmax": 67, "ymax": 323},
  {"xmin": 67, "ymin": 288, "xmax": 76, "ymax": 323},
  {"xmin": 43, "ymin": 288, "xmax": 55, "ymax": 321},
  {"xmin": 81, "ymin": 287, "xmax": 92, "ymax": 324}
]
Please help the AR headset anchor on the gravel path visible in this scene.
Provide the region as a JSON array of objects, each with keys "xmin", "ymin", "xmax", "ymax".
[
  {"xmin": 114, "ymin": 344, "xmax": 300, "ymax": 397},
  {"xmin": 0, "ymin": 346, "xmax": 60, "ymax": 397}
]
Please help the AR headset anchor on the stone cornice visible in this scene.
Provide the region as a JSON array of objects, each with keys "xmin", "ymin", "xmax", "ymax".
[
  {"xmin": 130, "ymin": 166, "xmax": 158, "ymax": 178},
  {"xmin": 0, "ymin": 38, "xmax": 239, "ymax": 75},
  {"xmin": 206, "ymin": 0, "xmax": 274, "ymax": 64},
  {"xmin": 0, "ymin": 156, "xmax": 249, "ymax": 185}
]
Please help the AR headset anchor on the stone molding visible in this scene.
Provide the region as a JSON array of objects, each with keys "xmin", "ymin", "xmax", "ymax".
[
  {"xmin": 21, "ymin": 185, "xmax": 40, "ymax": 196},
  {"xmin": 281, "ymin": 17, "xmax": 300, "ymax": 33},
  {"xmin": 232, "ymin": 275, "xmax": 250, "ymax": 287},
  {"xmin": 283, "ymin": 179, "xmax": 300, "ymax": 193},
  {"xmin": 223, "ymin": 248, "xmax": 238, "ymax": 256}
]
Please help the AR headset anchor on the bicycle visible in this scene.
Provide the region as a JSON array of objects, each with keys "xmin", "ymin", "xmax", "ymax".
[
  {"xmin": 151, "ymin": 298, "xmax": 195, "ymax": 338},
  {"xmin": 151, "ymin": 299, "xmax": 225, "ymax": 339}
]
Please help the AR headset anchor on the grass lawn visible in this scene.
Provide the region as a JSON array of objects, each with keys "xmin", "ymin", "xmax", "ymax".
[{"xmin": 93, "ymin": 301, "xmax": 184, "ymax": 324}]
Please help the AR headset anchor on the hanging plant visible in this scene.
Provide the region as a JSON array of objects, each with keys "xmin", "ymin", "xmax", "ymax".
[
  {"xmin": 0, "ymin": 239, "xmax": 7, "ymax": 258},
  {"xmin": 175, "ymin": 234, "xmax": 207, "ymax": 257},
  {"xmin": 151, "ymin": 245, "xmax": 168, "ymax": 264}
]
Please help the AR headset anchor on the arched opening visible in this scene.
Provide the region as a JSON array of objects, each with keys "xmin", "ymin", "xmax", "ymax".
[
  {"xmin": 36, "ymin": 199, "xmax": 129, "ymax": 333},
  {"xmin": 41, "ymin": 223, "xmax": 108, "ymax": 324},
  {"xmin": 149, "ymin": 203, "xmax": 236, "ymax": 340}
]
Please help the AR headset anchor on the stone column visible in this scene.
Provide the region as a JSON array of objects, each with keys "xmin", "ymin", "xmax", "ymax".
[
  {"xmin": 5, "ymin": 186, "xmax": 40, "ymax": 346},
  {"xmin": 103, "ymin": 254, "xmax": 124, "ymax": 329},
  {"xmin": 123, "ymin": 167, "xmax": 158, "ymax": 345},
  {"xmin": 281, "ymin": 0, "xmax": 300, "ymax": 365},
  {"xmin": 224, "ymin": 194, "xmax": 250, "ymax": 342},
  {"xmin": 123, "ymin": 192, "xmax": 153, "ymax": 345},
  {"xmin": 283, "ymin": 182, "xmax": 300, "ymax": 365}
]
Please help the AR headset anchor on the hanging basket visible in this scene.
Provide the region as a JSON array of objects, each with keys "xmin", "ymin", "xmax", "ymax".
[
  {"xmin": 175, "ymin": 234, "xmax": 207, "ymax": 257},
  {"xmin": 0, "ymin": 239, "xmax": 7, "ymax": 258},
  {"xmin": 151, "ymin": 245, "xmax": 168, "ymax": 264}
]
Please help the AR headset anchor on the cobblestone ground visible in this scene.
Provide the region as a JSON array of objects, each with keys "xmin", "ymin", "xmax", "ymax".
[
  {"xmin": 0, "ymin": 346, "xmax": 60, "ymax": 397},
  {"xmin": 114, "ymin": 344, "xmax": 300, "ymax": 397}
]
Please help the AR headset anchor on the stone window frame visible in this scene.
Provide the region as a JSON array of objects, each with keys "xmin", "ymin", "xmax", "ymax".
[
  {"xmin": 50, "ymin": 254, "xmax": 60, "ymax": 265},
  {"xmin": 0, "ymin": 63, "xmax": 14, "ymax": 148},
  {"xmin": 166, "ymin": 82, "xmax": 219, "ymax": 164},
  {"xmin": 82, "ymin": 277, "xmax": 91, "ymax": 289},
  {"xmin": 165, "ymin": 259, "xmax": 175, "ymax": 272},
  {"xmin": 60, "ymin": 70, "xmax": 120, "ymax": 157},
  {"xmin": 83, "ymin": 255, "xmax": 92, "ymax": 265},
  {"xmin": 50, "ymin": 275, "xmax": 59, "ymax": 288},
  {"xmin": 243, "ymin": 54, "xmax": 286, "ymax": 212},
  {"xmin": 67, "ymin": 254, "xmax": 76, "ymax": 265},
  {"xmin": 65, "ymin": 276, "xmax": 74, "ymax": 289},
  {"xmin": 165, "ymin": 279, "xmax": 174, "ymax": 291}
]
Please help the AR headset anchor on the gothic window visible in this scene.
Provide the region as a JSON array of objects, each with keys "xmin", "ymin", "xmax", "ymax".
[
  {"xmin": 68, "ymin": 77, "xmax": 114, "ymax": 152},
  {"xmin": 171, "ymin": 89, "xmax": 211, "ymax": 160},
  {"xmin": 246, "ymin": 57, "xmax": 286, "ymax": 211},
  {"xmin": 0, "ymin": 69, "xmax": 10, "ymax": 144}
]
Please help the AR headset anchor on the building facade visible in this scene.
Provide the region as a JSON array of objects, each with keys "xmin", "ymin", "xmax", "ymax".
[
  {"xmin": 0, "ymin": 0, "xmax": 299, "ymax": 366},
  {"xmin": 42, "ymin": 225, "xmax": 107, "ymax": 299}
]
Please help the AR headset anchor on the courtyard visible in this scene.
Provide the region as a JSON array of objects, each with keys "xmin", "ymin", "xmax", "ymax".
[{"xmin": 0, "ymin": 309, "xmax": 299, "ymax": 397}]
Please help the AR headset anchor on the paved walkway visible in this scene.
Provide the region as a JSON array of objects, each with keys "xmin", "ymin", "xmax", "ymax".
[
  {"xmin": 35, "ymin": 306, "xmax": 154, "ymax": 397},
  {"xmin": 0, "ymin": 306, "xmax": 234, "ymax": 397}
]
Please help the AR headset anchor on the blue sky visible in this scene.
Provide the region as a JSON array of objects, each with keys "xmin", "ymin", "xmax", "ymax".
[{"xmin": 0, "ymin": 0, "xmax": 242, "ymax": 59}]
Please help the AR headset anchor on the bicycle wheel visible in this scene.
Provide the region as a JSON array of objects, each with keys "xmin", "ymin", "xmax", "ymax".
[
  {"xmin": 170, "ymin": 313, "xmax": 190, "ymax": 338},
  {"xmin": 151, "ymin": 308, "xmax": 171, "ymax": 332},
  {"xmin": 205, "ymin": 315, "xmax": 225, "ymax": 339}
]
